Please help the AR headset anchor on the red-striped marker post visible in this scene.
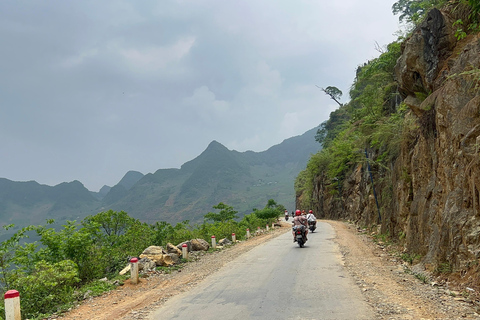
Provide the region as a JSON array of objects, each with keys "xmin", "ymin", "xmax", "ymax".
[
  {"xmin": 232, "ymin": 233, "xmax": 236, "ymax": 242},
  {"xmin": 182, "ymin": 243, "xmax": 188, "ymax": 259},
  {"xmin": 4, "ymin": 290, "xmax": 21, "ymax": 320},
  {"xmin": 211, "ymin": 235, "xmax": 216, "ymax": 249},
  {"xmin": 246, "ymin": 228, "xmax": 250, "ymax": 238},
  {"xmin": 266, "ymin": 224, "xmax": 269, "ymax": 231},
  {"xmin": 130, "ymin": 257, "xmax": 139, "ymax": 284}
]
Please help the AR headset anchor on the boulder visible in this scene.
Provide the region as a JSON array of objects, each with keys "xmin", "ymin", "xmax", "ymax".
[
  {"xmin": 191, "ymin": 238, "xmax": 209, "ymax": 251},
  {"xmin": 139, "ymin": 252, "xmax": 164, "ymax": 264},
  {"xmin": 160, "ymin": 254, "xmax": 175, "ymax": 267},
  {"xmin": 139, "ymin": 246, "xmax": 168, "ymax": 265},
  {"xmin": 140, "ymin": 253, "xmax": 175, "ymax": 266},
  {"xmin": 177, "ymin": 241, "xmax": 192, "ymax": 252},
  {"xmin": 166, "ymin": 253, "xmax": 179, "ymax": 264},
  {"xmin": 141, "ymin": 246, "xmax": 166, "ymax": 255},
  {"xmin": 166, "ymin": 242, "xmax": 182, "ymax": 255},
  {"xmin": 138, "ymin": 257, "xmax": 156, "ymax": 271},
  {"xmin": 218, "ymin": 238, "xmax": 232, "ymax": 246},
  {"xmin": 119, "ymin": 264, "xmax": 131, "ymax": 275}
]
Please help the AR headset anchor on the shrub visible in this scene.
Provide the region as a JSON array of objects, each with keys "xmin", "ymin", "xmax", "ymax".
[{"xmin": 9, "ymin": 260, "xmax": 80, "ymax": 319}]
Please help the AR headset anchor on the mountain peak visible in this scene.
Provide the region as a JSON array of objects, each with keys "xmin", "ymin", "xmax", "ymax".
[{"xmin": 206, "ymin": 140, "xmax": 228, "ymax": 150}]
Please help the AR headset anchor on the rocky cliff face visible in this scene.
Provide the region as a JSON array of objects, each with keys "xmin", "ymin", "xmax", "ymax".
[{"xmin": 310, "ymin": 7, "xmax": 480, "ymax": 272}]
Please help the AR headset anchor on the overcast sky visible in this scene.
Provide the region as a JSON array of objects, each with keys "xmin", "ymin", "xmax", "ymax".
[{"xmin": 1, "ymin": 0, "xmax": 400, "ymax": 192}]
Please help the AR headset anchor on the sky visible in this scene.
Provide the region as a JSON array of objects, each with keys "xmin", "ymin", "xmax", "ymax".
[{"xmin": 1, "ymin": 0, "xmax": 400, "ymax": 192}]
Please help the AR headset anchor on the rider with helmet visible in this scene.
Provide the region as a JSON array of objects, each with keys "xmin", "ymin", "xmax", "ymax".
[
  {"xmin": 284, "ymin": 209, "xmax": 289, "ymax": 221},
  {"xmin": 292, "ymin": 209, "xmax": 308, "ymax": 242},
  {"xmin": 306, "ymin": 209, "xmax": 317, "ymax": 229}
]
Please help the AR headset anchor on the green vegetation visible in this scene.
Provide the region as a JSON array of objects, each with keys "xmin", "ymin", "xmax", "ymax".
[
  {"xmin": 392, "ymin": 0, "xmax": 448, "ymax": 24},
  {"xmin": 436, "ymin": 262, "xmax": 454, "ymax": 273},
  {"xmin": 0, "ymin": 200, "xmax": 284, "ymax": 319},
  {"xmin": 297, "ymin": 39, "xmax": 404, "ymax": 210},
  {"xmin": 401, "ymin": 252, "xmax": 422, "ymax": 265},
  {"xmin": 414, "ymin": 272, "xmax": 430, "ymax": 283}
]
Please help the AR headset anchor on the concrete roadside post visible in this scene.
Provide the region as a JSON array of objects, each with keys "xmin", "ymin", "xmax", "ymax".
[
  {"xmin": 130, "ymin": 257, "xmax": 139, "ymax": 284},
  {"xmin": 246, "ymin": 228, "xmax": 250, "ymax": 239},
  {"xmin": 4, "ymin": 290, "xmax": 21, "ymax": 320},
  {"xmin": 266, "ymin": 224, "xmax": 269, "ymax": 231},
  {"xmin": 182, "ymin": 243, "xmax": 188, "ymax": 259},
  {"xmin": 272, "ymin": 222, "xmax": 275, "ymax": 229},
  {"xmin": 232, "ymin": 233, "xmax": 236, "ymax": 243},
  {"xmin": 211, "ymin": 235, "xmax": 216, "ymax": 249}
]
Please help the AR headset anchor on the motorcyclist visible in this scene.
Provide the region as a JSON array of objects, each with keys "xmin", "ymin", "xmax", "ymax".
[
  {"xmin": 284, "ymin": 210, "xmax": 289, "ymax": 220},
  {"xmin": 306, "ymin": 209, "xmax": 317, "ymax": 229},
  {"xmin": 292, "ymin": 209, "xmax": 308, "ymax": 242}
]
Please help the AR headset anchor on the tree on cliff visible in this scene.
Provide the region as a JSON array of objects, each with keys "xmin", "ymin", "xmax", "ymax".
[{"xmin": 317, "ymin": 85, "xmax": 343, "ymax": 107}]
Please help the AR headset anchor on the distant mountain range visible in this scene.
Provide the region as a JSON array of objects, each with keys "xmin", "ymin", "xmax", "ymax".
[{"xmin": 0, "ymin": 127, "xmax": 321, "ymax": 232}]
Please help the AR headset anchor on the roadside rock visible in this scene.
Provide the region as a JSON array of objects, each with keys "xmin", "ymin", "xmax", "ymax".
[
  {"xmin": 166, "ymin": 243, "xmax": 182, "ymax": 255},
  {"xmin": 177, "ymin": 241, "xmax": 192, "ymax": 252},
  {"xmin": 138, "ymin": 257, "xmax": 156, "ymax": 271},
  {"xmin": 218, "ymin": 238, "xmax": 232, "ymax": 246},
  {"xmin": 191, "ymin": 239, "xmax": 209, "ymax": 251}
]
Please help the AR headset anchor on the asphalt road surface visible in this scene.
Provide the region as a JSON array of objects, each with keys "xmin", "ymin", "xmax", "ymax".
[{"xmin": 148, "ymin": 221, "xmax": 374, "ymax": 320}]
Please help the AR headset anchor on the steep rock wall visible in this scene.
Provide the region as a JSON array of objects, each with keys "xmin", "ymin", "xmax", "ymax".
[
  {"xmin": 393, "ymin": 7, "xmax": 480, "ymax": 270},
  {"xmin": 309, "ymin": 8, "xmax": 480, "ymax": 271}
]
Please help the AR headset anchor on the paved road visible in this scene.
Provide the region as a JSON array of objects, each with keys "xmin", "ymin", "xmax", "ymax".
[{"xmin": 148, "ymin": 222, "xmax": 374, "ymax": 320}]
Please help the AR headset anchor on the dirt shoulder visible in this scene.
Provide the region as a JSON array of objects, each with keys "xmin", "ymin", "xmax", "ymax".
[
  {"xmin": 328, "ymin": 220, "xmax": 479, "ymax": 319},
  {"xmin": 56, "ymin": 221, "xmax": 479, "ymax": 320}
]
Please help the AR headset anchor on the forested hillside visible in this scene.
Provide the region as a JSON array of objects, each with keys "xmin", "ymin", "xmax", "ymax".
[{"xmin": 296, "ymin": 0, "xmax": 480, "ymax": 279}]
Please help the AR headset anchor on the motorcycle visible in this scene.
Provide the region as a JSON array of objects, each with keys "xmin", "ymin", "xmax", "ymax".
[
  {"xmin": 285, "ymin": 214, "xmax": 289, "ymax": 221},
  {"xmin": 293, "ymin": 225, "xmax": 307, "ymax": 248},
  {"xmin": 308, "ymin": 220, "xmax": 316, "ymax": 233}
]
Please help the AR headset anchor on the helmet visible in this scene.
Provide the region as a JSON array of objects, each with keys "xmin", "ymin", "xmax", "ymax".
[
  {"xmin": 309, "ymin": 210, "xmax": 313, "ymax": 213},
  {"xmin": 295, "ymin": 210, "xmax": 301, "ymax": 216}
]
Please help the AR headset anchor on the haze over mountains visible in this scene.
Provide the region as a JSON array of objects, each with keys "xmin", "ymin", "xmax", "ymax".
[{"xmin": 0, "ymin": 127, "xmax": 320, "ymax": 230}]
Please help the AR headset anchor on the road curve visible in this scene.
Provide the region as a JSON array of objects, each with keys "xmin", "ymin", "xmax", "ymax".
[{"xmin": 148, "ymin": 222, "xmax": 374, "ymax": 320}]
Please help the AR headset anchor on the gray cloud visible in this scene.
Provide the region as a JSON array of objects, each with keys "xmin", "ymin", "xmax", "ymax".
[{"xmin": 0, "ymin": 0, "xmax": 399, "ymax": 191}]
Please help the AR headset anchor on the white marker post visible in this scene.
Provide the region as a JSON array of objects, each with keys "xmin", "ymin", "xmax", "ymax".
[
  {"xmin": 130, "ymin": 257, "xmax": 139, "ymax": 284},
  {"xmin": 4, "ymin": 290, "xmax": 21, "ymax": 320},
  {"xmin": 246, "ymin": 228, "xmax": 250, "ymax": 239},
  {"xmin": 266, "ymin": 224, "xmax": 269, "ymax": 231},
  {"xmin": 272, "ymin": 222, "xmax": 275, "ymax": 229},
  {"xmin": 232, "ymin": 233, "xmax": 236, "ymax": 243},
  {"xmin": 182, "ymin": 243, "xmax": 188, "ymax": 259},
  {"xmin": 211, "ymin": 235, "xmax": 216, "ymax": 249}
]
